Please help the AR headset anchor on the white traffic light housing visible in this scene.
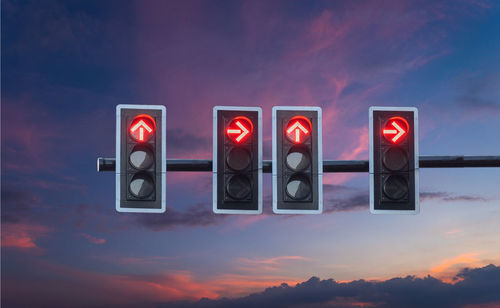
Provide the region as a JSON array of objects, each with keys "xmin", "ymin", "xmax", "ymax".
[
  {"xmin": 272, "ymin": 106, "xmax": 323, "ymax": 214},
  {"xmin": 369, "ymin": 106, "xmax": 419, "ymax": 214},
  {"xmin": 116, "ymin": 104, "xmax": 166, "ymax": 213},
  {"xmin": 213, "ymin": 106, "xmax": 262, "ymax": 214}
]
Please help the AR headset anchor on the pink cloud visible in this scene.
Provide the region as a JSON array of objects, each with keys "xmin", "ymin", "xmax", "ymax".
[
  {"xmin": 430, "ymin": 252, "xmax": 487, "ymax": 283},
  {"xmin": 78, "ymin": 233, "xmax": 106, "ymax": 245},
  {"xmin": 220, "ymin": 214, "xmax": 270, "ymax": 231},
  {"xmin": 5, "ymin": 266, "xmax": 217, "ymax": 306},
  {"xmin": 203, "ymin": 273, "xmax": 304, "ymax": 299},
  {"xmin": 117, "ymin": 256, "xmax": 176, "ymax": 265},
  {"xmin": 338, "ymin": 127, "xmax": 369, "ymax": 161},
  {"xmin": 128, "ymin": 1, "xmax": 457, "ymax": 169},
  {"xmin": 236, "ymin": 255, "xmax": 311, "ymax": 272},
  {"xmin": 285, "ymin": 9, "xmax": 353, "ymax": 60},
  {"xmin": 1, "ymin": 222, "xmax": 53, "ymax": 254},
  {"xmin": 3, "ymin": 258, "xmax": 303, "ymax": 306},
  {"xmin": 323, "ymin": 127, "xmax": 369, "ymax": 186},
  {"xmin": 6, "ymin": 252, "xmax": 498, "ymax": 307},
  {"xmin": 444, "ymin": 229, "xmax": 463, "ymax": 239}
]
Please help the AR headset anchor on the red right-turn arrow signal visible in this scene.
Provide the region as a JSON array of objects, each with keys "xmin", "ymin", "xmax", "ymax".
[{"xmin": 383, "ymin": 119, "xmax": 407, "ymax": 143}]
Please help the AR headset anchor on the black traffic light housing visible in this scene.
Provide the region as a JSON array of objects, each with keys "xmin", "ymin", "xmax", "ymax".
[
  {"xmin": 272, "ymin": 106, "xmax": 322, "ymax": 214},
  {"xmin": 369, "ymin": 106, "xmax": 419, "ymax": 214},
  {"xmin": 213, "ymin": 106, "xmax": 262, "ymax": 214},
  {"xmin": 116, "ymin": 104, "xmax": 166, "ymax": 213}
]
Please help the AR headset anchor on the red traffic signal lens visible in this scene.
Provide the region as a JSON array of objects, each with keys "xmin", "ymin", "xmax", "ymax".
[
  {"xmin": 130, "ymin": 115, "xmax": 156, "ymax": 142},
  {"xmin": 382, "ymin": 117, "xmax": 408, "ymax": 144},
  {"xmin": 226, "ymin": 116, "xmax": 253, "ymax": 143},
  {"xmin": 286, "ymin": 116, "xmax": 311, "ymax": 143}
]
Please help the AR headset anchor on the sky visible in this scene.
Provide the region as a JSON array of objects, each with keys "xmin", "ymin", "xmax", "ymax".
[{"xmin": 2, "ymin": 0, "xmax": 500, "ymax": 307}]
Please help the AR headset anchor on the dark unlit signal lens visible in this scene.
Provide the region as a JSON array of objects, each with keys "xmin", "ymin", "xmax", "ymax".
[
  {"xmin": 383, "ymin": 175, "xmax": 408, "ymax": 200},
  {"xmin": 286, "ymin": 148, "xmax": 310, "ymax": 171},
  {"xmin": 130, "ymin": 146, "xmax": 154, "ymax": 170},
  {"xmin": 226, "ymin": 147, "xmax": 251, "ymax": 171},
  {"xmin": 226, "ymin": 175, "xmax": 252, "ymax": 200},
  {"xmin": 286, "ymin": 175, "xmax": 311, "ymax": 200},
  {"xmin": 129, "ymin": 173, "xmax": 155, "ymax": 198},
  {"xmin": 383, "ymin": 147, "xmax": 408, "ymax": 171}
]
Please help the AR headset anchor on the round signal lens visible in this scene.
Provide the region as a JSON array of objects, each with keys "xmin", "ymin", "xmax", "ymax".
[
  {"xmin": 226, "ymin": 117, "xmax": 253, "ymax": 143},
  {"xmin": 286, "ymin": 174, "xmax": 311, "ymax": 200},
  {"xmin": 285, "ymin": 116, "xmax": 311, "ymax": 144},
  {"xmin": 382, "ymin": 117, "xmax": 408, "ymax": 144},
  {"xmin": 226, "ymin": 175, "xmax": 252, "ymax": 200},
  {"xmin": 129, "ymin": 173, "xmax": 154, "ymax": 198},
  {"xmin": 382, "ymin": 147, "xmax": 408, "ymax": 171},
  {"xmin": 383, "ymin": 175, "xmax": 408, "ymax": 200},
  {"xmin": 226, "ymin": 147, "xmax": 251, "ymax": 171},
  {"xmin": 129, "ymin": 145, "xmax": 154, "ymax": 170},
  {"xmin": 129, "ymin": 115, "xmax": 156, "ymax": 142},
  {"xmin": 286, "ymin": 147, "xmax": 310, "ymax": 171}
]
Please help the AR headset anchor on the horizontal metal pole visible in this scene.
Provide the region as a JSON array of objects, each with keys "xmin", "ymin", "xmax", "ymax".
[
  {"xmin": 165, "ymin": 159, "xmax": 212, "ymax": 172},
  {"xmin": 97, "ymin": 156, "xmax": 500, "ymax": 173},
  {"xmin": 419, "ymin": 156, "xmax": 500, "ymax": 168}
]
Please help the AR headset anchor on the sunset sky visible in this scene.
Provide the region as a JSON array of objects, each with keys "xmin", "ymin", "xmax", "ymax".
[{"xmin": 2, "ymin": 0, "xmax": 500, "ymax": 307}]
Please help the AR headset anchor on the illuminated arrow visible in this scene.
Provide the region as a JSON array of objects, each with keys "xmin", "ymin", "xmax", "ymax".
[
  {"xmin": 131, "ymin": 120, "xmax": 153, "ymax": 141},
  {"xmin": 227, "ymin": 121, "xmax": 250, "ymax": 142},
  {"xmin": 287, "ymin": 121, "xmax": 309, "ymax": 143},
  {"xmin": 383, "ymin": 121, "xmax": 406, "ymax": 143}
]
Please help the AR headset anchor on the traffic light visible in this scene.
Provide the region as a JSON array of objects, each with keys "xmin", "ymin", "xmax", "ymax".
[
  {"xmin": 272, "ymin": 106, "xmax": 322, "ymax": 214},
  {"xmin": 116, "ymin": 104, "xmax": 166, "ymax": 213},
  {"xmin": 213, "ymin": 106, "xmax": 262, "ymax": 214},
  {"xmin": 369, "ymin": 107, "xmax": 419, "ymax": 214}
]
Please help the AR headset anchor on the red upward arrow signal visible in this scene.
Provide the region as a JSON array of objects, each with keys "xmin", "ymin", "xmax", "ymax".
[
  {"xmin": 130, "ymin": 119, "xmax": 153, "ymax": 141},
  {"xmin": 286, "ymin": 121, "xmax": 309, "ymax": 143}
]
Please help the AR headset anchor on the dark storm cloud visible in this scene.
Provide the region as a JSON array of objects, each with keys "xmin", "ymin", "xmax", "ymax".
[
  {"xmin": 420, "ymin": 192, "xmax": 487, "ymax": 203},
  {"xmin": 1, "ymin": 184, "xmax": 487, "ymax": 233},
  {"xmin": 442, "ymin": 195, "xmax": 487, "ymax": 202},
  {"xmin": 163, "ymin": 264, "xmax": 500, "ymax": 308},
  {"xmin": 321, "ymin": 190, "xmax": 489, "ymax": 214},
  {"xmin": 134, "ymin": 203, "xmax": 228, "ymax": 231},
  {"xmin": 324, "ymin": 193, "xmax": 369, "ymax": 213}
]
